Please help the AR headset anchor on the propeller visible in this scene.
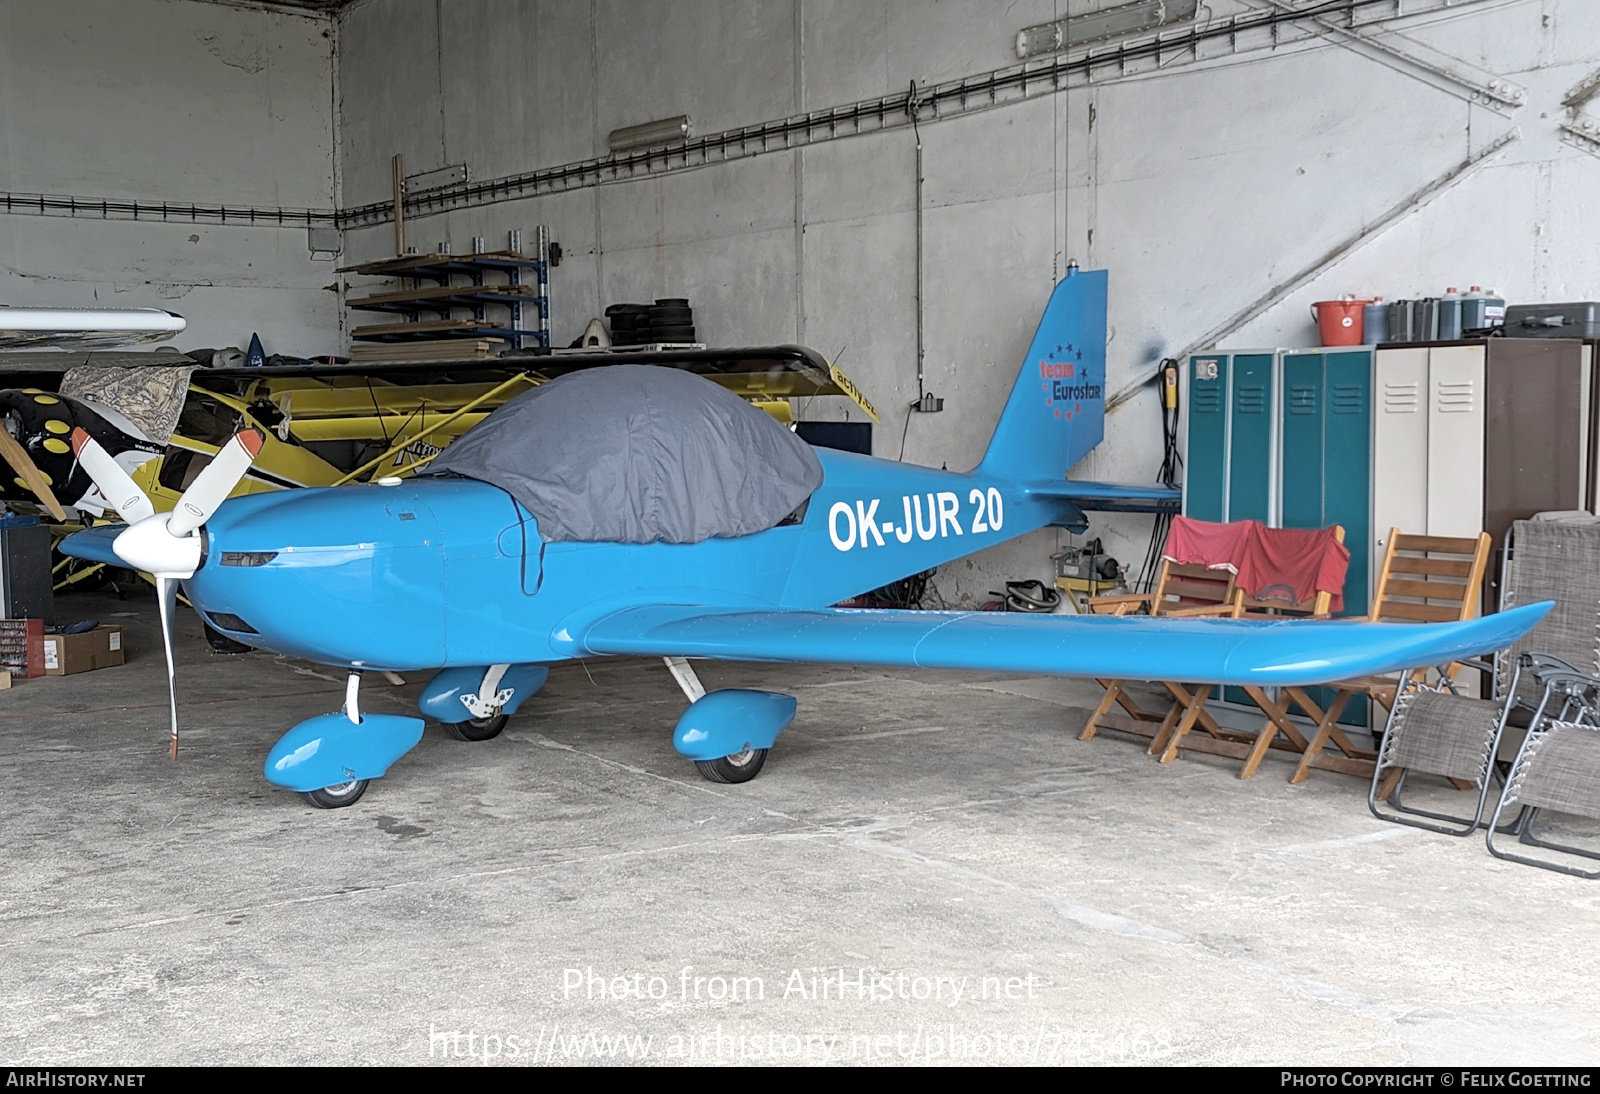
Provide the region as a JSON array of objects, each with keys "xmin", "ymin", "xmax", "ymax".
[
  {"xmin": 0, "ymin": 424, "xmax": 67, "ymax": 521},
  {"xmin": 71, "ymin": 427, "xmax": 264, "ymax": 759}
]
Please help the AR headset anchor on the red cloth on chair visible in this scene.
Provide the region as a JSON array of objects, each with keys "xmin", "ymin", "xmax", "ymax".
[
  {"xmin": 1162, "ymin": 516, "xmax": 1350, "ymax": 613},
  {"xmin": 1246, "ymin": 524, "xmax": 1350, "ymax": 614},
  {"xmin": 1162, "ymin": 515, "xmax": 1253, "ymax": 574}
]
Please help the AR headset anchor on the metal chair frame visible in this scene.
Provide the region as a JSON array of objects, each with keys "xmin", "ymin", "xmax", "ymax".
[
  {"xmin": 1486, "ymin": 671, "xmax": 1600, "ymax": 877},
  {"xmin": 1369, "ymin": 653, "xmax": 1579, "ymax": 836}
]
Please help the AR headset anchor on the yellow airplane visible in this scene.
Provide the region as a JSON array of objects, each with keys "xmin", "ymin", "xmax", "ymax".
[{"xmin": 0, "ymin": 346, "xmax": 880, "ymax": 537}]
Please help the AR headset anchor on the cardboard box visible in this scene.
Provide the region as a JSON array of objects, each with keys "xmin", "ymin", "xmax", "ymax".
[{"xmin": 42, "ymin": 625, "xmax": 125, "ymax": 676}]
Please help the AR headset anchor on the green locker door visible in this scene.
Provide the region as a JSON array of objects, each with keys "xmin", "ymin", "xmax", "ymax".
[
  {"xmin": 1278, "ymin": 349, "xmax": 1374, "ymax": 727},
  {"xmin": 1323, "ymin": 350, "xmax": 1373, "ymax": 620},
  {"xmin": 1279, "ymin": 352, "xmax": 1325, "ymax": 530},
  {"xmin": 1185, "ymin": 355, "xmax": 1228, "ymax": 521},
  {"xmin": 1226, "ymin": 353, "xmax": 1275, "ymax": 523}
]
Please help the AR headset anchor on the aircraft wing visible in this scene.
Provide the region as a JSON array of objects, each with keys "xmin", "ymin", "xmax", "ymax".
[
  {"xmin": 59, "ymin": 524, "xmax": 126, "ymax": 566},
  {"xmin": 0, "ymin": 307, "xmax": 186, "ymax": 350},
  {"xmin": 572, "ymin": 601, "xmax": 1551, "ymax": 687}
]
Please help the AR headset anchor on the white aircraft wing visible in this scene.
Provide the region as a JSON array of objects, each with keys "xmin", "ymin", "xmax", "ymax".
[{"xmin": 0, "ymin": 307, "xmax": 186, "ymax": 350}]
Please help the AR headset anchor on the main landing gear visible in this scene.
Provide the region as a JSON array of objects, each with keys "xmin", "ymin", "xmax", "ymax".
[
  {"xmin": 665, "ymin": 657, "xmax": 791, "ymax": 784},
  {"xmin": 261, "ymin": 659, "xmax": 798, "ymax": 809}
]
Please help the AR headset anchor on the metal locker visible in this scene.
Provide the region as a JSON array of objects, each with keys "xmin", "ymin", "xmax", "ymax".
[
  {"xmin": 1278, "ymin": 351, "xmax": 1325, "ymax": 533},
  {"xmin": 1277, "ymin": 348, "xmax": 1374, "ymax": 726},
  {"xmin": 1182, "ymin": 351, "xmax": 1278, "ymax": 523},
  {"xmin": 1324, "ymin": 349, "xmax": 1374, "ymax": 618},
  {"xmin": 1372, "ymin": 347, "xmax": 1430, "ymax": 589},
  {"xmin": 1279, "ymin": 349, "xmax": 1373, "ymax": 616},
  {"xmin": 1425, "ymin": 344, "xmax": 1487, "ymax": 540},
  {"xmin": 1227, "ymin": 353, "xmax": 1276, "ymax": 524},
  {"xmin": 1183, "ymin": 353, "xmax": 1228, "ymax": 522}
]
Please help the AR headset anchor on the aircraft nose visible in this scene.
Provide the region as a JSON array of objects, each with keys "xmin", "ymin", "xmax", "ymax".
[{"xmin": 184, "ymin": 484, "xmax": 450, "ymax": 667}]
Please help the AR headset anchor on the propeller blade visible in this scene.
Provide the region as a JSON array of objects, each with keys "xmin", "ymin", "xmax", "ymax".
[
  {"xmin": 0, "ymin": 425, "xmax": 67, "ymax": 521},
  {"xmin": 70, "ymin": 428, "xmax": 155, "ymax": 524},
  {"xmin": 156, "ymin": 575, "xmax": 180, "ymax": 760},
  {"xmin": 165, "ymin": 430, "xmax": 262, "ymax": 538}
]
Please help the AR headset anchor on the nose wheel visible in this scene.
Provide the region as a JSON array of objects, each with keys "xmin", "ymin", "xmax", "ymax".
[
  {"xmin": 301, "ymin": 779, "xmax": 370, "ymax": 809},
  {"xmin": 694, "ymin": 748, "xmax": 769, "ymax": 784}
]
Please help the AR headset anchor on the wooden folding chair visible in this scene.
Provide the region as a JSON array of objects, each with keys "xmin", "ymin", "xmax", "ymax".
[
  {"xmin": 1079, "ymin": 559, "xmax": 1242, "ymax": 749},
  {"xmin": 1286, "ymin": 530, "xmax": 1493, "ymax": 785},
  {"xmin": 1151, "ymin": 527, "xmax": 1345, "ymax": 775}
]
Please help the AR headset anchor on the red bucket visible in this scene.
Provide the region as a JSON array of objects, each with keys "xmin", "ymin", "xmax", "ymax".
[{"xmin": 1312, "ymin": 296, "xmax": 1370, "ymax": 346}]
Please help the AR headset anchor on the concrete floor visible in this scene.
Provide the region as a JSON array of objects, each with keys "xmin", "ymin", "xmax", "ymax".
[{"xmin": 3, "ymin": 588, "xmax": 1599, "ymax": 1067}]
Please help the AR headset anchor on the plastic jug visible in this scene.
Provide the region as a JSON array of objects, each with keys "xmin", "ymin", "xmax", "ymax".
[
  {"xmin": 1439, "ymin": 288, "xmax": 1462, "ymax": 340},
  {"xmin": 1484, "ymin": 289, "xmax": 1506, "ymax": 328},
  {"xmin": 1462, "ymin": 287, "xmax": 1487, "ymax": 330},
  {"xmin": 1363, "ymin": 296, "xmax": 1389, "ymax": 343},
  {"xmin": 1389, "ymin": 300, "xmax": 1416, "ymax": 342}
]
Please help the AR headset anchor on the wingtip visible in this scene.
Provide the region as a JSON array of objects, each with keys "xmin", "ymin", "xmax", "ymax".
[{"xmin": 69, "ymin": 426, "xmax": 91, "ymax": 456}]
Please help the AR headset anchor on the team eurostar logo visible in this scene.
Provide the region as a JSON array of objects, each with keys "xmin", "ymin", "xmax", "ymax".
[{"xmin": 1037, "ymin": 342, "xmax": 1101, "ymax": 421}]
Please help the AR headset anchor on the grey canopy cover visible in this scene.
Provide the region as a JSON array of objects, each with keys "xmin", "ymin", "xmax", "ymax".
[{"xmin": 426, "ymin": 364, "xmax": 823, "ymax": 543}]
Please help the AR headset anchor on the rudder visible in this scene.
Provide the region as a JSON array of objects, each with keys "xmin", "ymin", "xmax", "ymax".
[{"xmin": 977, "ymin": 267, "xmax": 1106, "ymax": 483}]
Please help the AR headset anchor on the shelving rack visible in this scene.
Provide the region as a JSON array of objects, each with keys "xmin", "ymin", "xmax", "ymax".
[{"xmin": 342, "ymin": 227, "xmax": 551, "ymax": 350}]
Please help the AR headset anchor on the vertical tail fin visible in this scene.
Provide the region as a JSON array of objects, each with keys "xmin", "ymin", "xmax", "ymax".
[{"xmin": 977, "ymin": 267, "xmax": 1106, "ymax": 483}]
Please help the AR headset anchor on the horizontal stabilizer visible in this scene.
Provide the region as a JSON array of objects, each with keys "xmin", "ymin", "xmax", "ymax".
[
  {"xmin": 575, "ymin": 601, "xmax": 1551, "ymax": 688},
  {"xmin": 1037, "ymin": 480, "xmax": 1182, "ymax": 515}
]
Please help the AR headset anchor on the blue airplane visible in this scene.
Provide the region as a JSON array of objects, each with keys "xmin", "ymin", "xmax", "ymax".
[{"xmin": 60, "ymin": 268, "xmax": 1549, "ymax": 808}]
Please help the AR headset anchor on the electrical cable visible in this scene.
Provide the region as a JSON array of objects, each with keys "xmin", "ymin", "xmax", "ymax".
[
  {"xmin": 897, "ymin": 399, "xmax": 916, "ymax": 461},
  {"xmin": 1137, "ymin": 358, "xmax": 1183, "ymax": 595}
]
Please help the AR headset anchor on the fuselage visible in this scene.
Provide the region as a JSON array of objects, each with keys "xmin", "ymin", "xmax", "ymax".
[{"xmin": 184, "ymin": 448, "xmax": 1082, "ymax": 671}]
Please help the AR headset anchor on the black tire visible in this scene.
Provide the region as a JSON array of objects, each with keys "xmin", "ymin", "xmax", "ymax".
[
  {"xmin": 302, "ymin": 779, "xmax": 369, "ymax": 809},
  {"xmin": 442, "ymin": 712, "xmax": 509, "ymax": 741},
  {"xmin": 655, "ymin": 298, "xmax": 690, "ymax": 307},
  {"xmin": 650, "ymin": 329, "xmax": 697, "ymax": 342},
  {"xmin": 694, "ymin": 747, "xmax": 769, "ymax": 784}
]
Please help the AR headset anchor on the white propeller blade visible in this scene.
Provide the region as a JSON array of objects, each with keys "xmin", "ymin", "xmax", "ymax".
[
  {"xmin": 156, "ymin": 575, "xmax": 180, "ymax": 760},
  {"xmin": 70, "ymin": 428, "xmax": 156, "ymax": 524},
  {"xmin": 69, "ymin": 428, "xmax": 264, "ymax": 763},
  {"xmin": 166, "ymin": 430, "xmax": 263, "ymax": 537}
]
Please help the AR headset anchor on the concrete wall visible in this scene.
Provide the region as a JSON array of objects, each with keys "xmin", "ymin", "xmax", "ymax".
[
  {"xmin": 0, "ymin": 0, "xmax": 340, "ymax": 353},
  {"xmin": 337, "ymin": 0, "xmax": 1600, "ymax": 604},
  {"xmin": 10, "ymin": 1, "xmax": 1581, "ymax": 603}
]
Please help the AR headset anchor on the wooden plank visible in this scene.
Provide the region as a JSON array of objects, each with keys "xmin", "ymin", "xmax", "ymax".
[
  {"xmin": 348, "ymin": 284, "xmax": 534, "ymax": 307},
  {"xmin": 1378, "ymin": 600, "xmax": 1465, "ymax": 622},
  {"xmin": 1303, "ymin": 753, "xmax": 1378, "ymax": 779},
  {"xmin": 1163, "ymin": 579, "xmax": 1234, "ymax": 603},
  {"xmin": 1389, "ymin": 555, "xmax": 1475, "ymax": 577},
  {"xmin": 339, "ymin": 250, "xmax": 528, "ymax": 276},
  {"xmin": 1391, "ymin": 534, "xmax": 1484, "ymax": 555},
  {"xmin": 350, "ymin": 319, "xmax": 520, "ymax": 339},
  {"xmin": 1383, "ymin": 578, "xmax": 1469, "ymax": 602},
  {"xmin": 348, "ymin": 338, "xmax": 505, "ymax": 363},
  {"xmin": 1091, "ymin": 713, "xmax": 1163, "ymax": 739}
]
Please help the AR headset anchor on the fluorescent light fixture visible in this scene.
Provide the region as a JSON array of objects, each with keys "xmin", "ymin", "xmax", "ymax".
[
  {"xmin": 608, "ymin": 115, "xmax": 692, "ymax": 153},
  {"xmin": 1016, "ymin": 0, "xmax": 1197, "ymax": 59}
]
